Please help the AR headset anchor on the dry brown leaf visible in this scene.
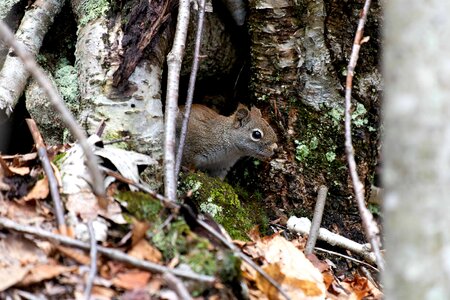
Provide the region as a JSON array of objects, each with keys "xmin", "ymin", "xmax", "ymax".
[
  {"xmin": 19, "ymin": 264, "xmax": 77, "ymax": 286},
  {"xmin": 128, "ymin": 239, "xmax": 162, "ymax": 263},
  {"xmin": 91, "ymin": 285, "xmax": 116, "ymax": 300},
  {"xmin": 0, "ymin": 265, "xmax": 30, "ymax": 291},
  {"xmin": 131, "ymin": 219, "xmax": 151, "ymax": 246},
  {"xmin": 56, "ymin": 245, "xmax": 91, "ymax": 265},
  {"xmin": 22, "ymin": 177, "xmax": 49, "ymax": 201},
  {"xmin": 8, "ymin": 166, "xmax": 30, "ymax": 176},
  {"xmin": 247, "ymin": 226, "xmax": 261, "ymax": 241},
  {"xmin": 343, "ymin": 275, "xmax": 371, "ymax": 300},
  {"xmin": 0, "ymin": 234, "xmax": 47, "ymax": 265},
  {"xmin": 66, "ymin": 192, "xmax": 125, "ymax": 224},
  {"xmin": 1, "ymin": 199, "xmax": 45, "ymax": 225},
  {"xmin": 244, "ymin": 234, "xmax": 326, "ymax": 300},
  {"xmin": 111, "ymin": 269, "xmax": 151, "ymax": 290}
]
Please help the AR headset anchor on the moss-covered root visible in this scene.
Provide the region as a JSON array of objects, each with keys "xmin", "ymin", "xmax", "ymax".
[{"xmin": 180, "ymin": 172, "xmax": 268, "ymax": 241}]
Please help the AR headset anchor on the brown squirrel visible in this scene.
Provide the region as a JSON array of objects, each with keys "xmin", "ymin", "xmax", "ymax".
[{"xmin": 177, "ymin": 104, "xmax": 278, "ymax": 179}]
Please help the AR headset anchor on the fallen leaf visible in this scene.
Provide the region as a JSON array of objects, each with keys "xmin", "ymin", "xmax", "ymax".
[
  {"xmin": 91, "ymin": 285, "xmax": 116, "ymax": 300},
  {"xmin": 343, "ymin": 275, "xmax": 370, "ymax": 300},
  {"xmin": 56, "ymin": 245, "xmax": 91, "ymax": 265},
  {"xmin": 0, "ymin": 265, "xmax": 30, "ymax": 291},
  {"xmin": 22, "ymin": 177, "xmax": 49, "ymax": 201},
  {"xmin": 0, "ymin": 234, "xmax": 47, "ymax": 265},
  {"xmin": 112, "ymin": 270, "xmax": 151, "ymax": 290},
  {"xmin": 19, "ymin": 264, "xmax": 77, "ymax": 285},
  {"xmin": 9, "ymin": 166, "xmax": 30, "ymax": 176},
  {"xmin": 66, "ymin": 191, "xmax": 125, "ymax": 224},
  {"xmin": 128, "ymin": 239, "xmax": 162, "ymax": 263},
  {"xmin": 244, "ymin": 234, "xmax": 326, "ymax": 300},
  {"xmin": 131, "ymin": 219, "xmax": 151, "ymax": 246}
]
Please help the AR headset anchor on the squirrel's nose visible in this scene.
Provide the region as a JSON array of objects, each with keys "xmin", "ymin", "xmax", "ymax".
[{"xmin": 270, "ymin": 143, "xmax": 278, "ymax": 152}]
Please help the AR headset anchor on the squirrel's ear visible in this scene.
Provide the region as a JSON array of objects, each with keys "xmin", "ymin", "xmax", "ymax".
[
  {"xmin": 250, "ymin": 106, "xmax": 262, "ymax": 117},
  {"xmin": 234, "ymin": 105, "xmax": 250, "ymax": 128}
]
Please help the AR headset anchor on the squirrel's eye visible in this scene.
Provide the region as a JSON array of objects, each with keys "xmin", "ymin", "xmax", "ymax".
[{"xmin": 251, "ymin": 129, "xmax": 263, "ymax": 141}]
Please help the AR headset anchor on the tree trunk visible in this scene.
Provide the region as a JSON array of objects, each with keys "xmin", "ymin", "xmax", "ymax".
[
  {"xmin": 248, "ymin": 0, "xmax": 382, "ymax": 239},
  {"xmin": 384, "ymin": 0, "xmax": 450, "ymax": 297}
]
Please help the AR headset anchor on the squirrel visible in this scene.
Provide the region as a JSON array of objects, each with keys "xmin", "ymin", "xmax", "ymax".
[{"xmin": 177, "ymin": 104, "xmax": 278, "ymax": 179}]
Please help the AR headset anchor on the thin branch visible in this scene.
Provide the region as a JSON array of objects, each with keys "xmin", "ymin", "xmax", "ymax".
[
  {"xmin": 0, "ymin": 217, "xmax": 215, "ymax": 283},
  {"xmin": 305, "ymin": 185, "xmax": 328, "ymax": 255},
  {"xmin": 314, "ymin": 247, "xmax": 378, "ymax": 272},
  {"xmin": 164, "ymin": 0, "xmax": 191, "ymax": 201},
  {"xmin": 84, "ymin": 220, "xmax": 98, "ymax": 300},
  {"xmin": 344, "ymin": 0, "xmax": 384, "ymax": 270},
  {"xmin": 100, "ymin": 166, "xmax": 179, "ymax": 211},
  {"xmin": 163, "ymin": 273, "xmax": 193, "ymax": 300},
  {"xmin": 26, "ymin": 118, "xmax": 66, "ymax": 234},
  {"xmin": 175, "ymin": 0, "xmax": 206, "ymax": 177},
  {"xmin": 0, "ymin": 21, "xmax": 105, "ymax": 200}
]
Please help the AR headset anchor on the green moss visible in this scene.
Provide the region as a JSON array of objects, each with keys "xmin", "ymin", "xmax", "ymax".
[
  {"xmin": 180, "ymin": 172, "xmax": 266, "ymax": 240},
  {"xmin": 53, "ymin": 152, "xmax": 68, "ymax": 168},
  {"xmin": 326, "ymin": 151, "xmax": 336, "ymax": 162},
  {"xmin": 103, "ymin": 131, "xmax": 129, "ymax": 149},
  {"xmin": 78, "ymin": 0, "xmax": 110, "ymax": 28},
  {"xmin": 116, "ymin": 191, "xmax": 163, "ymax": 222},
  {"xmin": 294, "ymin": 141, "xmax": 310, "ymax": 161}
]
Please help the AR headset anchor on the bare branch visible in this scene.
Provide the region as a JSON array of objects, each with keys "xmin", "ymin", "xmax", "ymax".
[
  {"xmin": 84, "ymin": 220, "xmax": 98, "ymax": 300},
  {"xmin": 175, "ymin": 0, "xmax": 207, "ymax": 177},
  {"xmin": 314, "ymin": 247, "xmax": 378, "ymax": 272},
  {"xmin": 164, "ymin": 0, "xmax": 191, "ymax": 201},
  {"xmin": 0, "ymin": 217, "xmax": 215, "ymax": 283},
  {"xmin": 344, "ymin": 0, "xmax": 385, "ymax": 270},
  {"xmin": 305, "ymin": 185, "xmax": 328, "ymax": 255},
  {"xmin": 26, "ymin": 118, "xmax": 66, "ymax": 233},
  {"xmin": 163, "ymin": 273, "xmax": 193, "ymax": 300},
  {"xmin": 0, "ymin": 21, "xmax": 105, "ymax": 199}
]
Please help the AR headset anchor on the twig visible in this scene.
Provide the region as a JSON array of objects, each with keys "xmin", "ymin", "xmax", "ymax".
[
  {"xmin": 0, "ymin": 21, "xmax": 105, "ymax": 200},
  {"xmin": 100, "ymin": 166, "xmax": 179, "ymax": 211},
  {"xmin": 0, "ymin": 217, "xmax": 215, "ymax": 283},
  {"xmin": 344, "ymin": 0, "xmax": 384, "ymax": 270},
  {"xmin": 196, "ymin": 219, "xmax": 291, "ymax": 300},
  {"xmin": 314, "ymin": 247, "xmax": 378, "ymax": 272},
  {"xmin": 103, "ymin": 136, "xmax": 131, "ymax": 145},
  {"xmin": 305, "ymin": 185, "xmax": 328, "ymax": 255},
  {"xmin": 175, "ymin": 0, "xmax": 207, "ymax": 177},
  {"xmin": 84, "ymin": 220, "xmax": 98, "ymax": 300},
  {"xmin": 164, "ymin": 0, "xmax": 191, "ymax": 201},
  {"xmin": 163, "ymin": 273, "xmax": 193, "ymax": 300},
  {"xmin": 287, "ymin": 216, "xmax": 376, "ymax": 265},
  {"xmin": 25, "ymin": 118, "xmax": 66, "ymax": 234}
]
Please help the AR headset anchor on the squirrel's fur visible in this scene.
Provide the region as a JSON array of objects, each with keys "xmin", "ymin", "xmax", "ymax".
[{"xmin": 177, "ymin": 104, "xmax": 278, "ymax": 178}]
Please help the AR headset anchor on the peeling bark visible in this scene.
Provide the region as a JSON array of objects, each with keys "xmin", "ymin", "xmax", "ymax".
[{"xmin": 69, "ymin": 0, "xmax": 172, "ymax": 188}]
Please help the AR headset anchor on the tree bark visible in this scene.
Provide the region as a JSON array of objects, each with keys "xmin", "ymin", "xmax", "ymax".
[
  {"xmin": 384, "ymin": 1, "xmax": 450, "ymax": 297},
  {"xmin": 248, "ymin": 0, "xmax": 382, "ymax": 238}
]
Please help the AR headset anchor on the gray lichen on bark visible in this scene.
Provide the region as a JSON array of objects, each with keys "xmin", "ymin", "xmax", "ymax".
[{"xmin": 69, "ymin": 0, "xmax": 169, "ymax": 188}]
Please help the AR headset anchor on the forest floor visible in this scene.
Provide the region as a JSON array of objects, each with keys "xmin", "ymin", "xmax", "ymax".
[{"xmin": 0, "ymin": 142, "xmax": 383, "ymax": 300}]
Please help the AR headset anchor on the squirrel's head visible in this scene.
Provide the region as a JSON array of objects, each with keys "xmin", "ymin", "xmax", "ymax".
[{"xmin": 231, "ymin": 104, "xmax": 278, "ymax": 159}]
